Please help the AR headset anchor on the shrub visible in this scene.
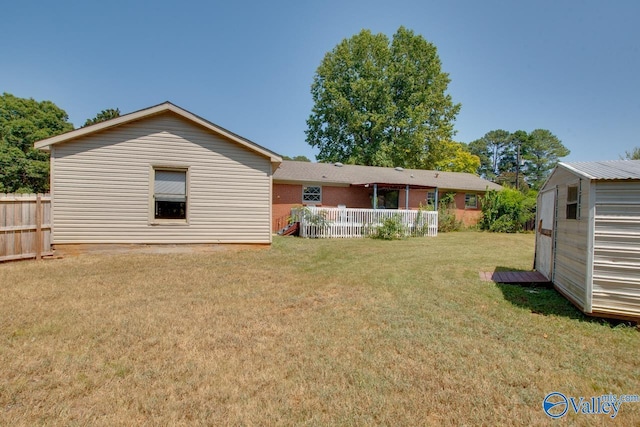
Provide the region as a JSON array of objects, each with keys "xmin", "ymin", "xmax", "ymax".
[
  {"xmin": 488, "ymin": 215, "xmax": 516, "ymax": 233},
  {"xmin": 292, "ymin": 206, "xmax": 328, "ymax": 227},
  {"xmin": 437, "ymin": 192, "xmax": 463, "ymax": 232},
  {"xmin": 438, "ymin": 207, "xmax": 463, "ymax": 232},
  {"xmin": 371, "ymin": 216, "xmax": 406, "ymax": 240},
  {"xmin": 480, "ymin": 188, "xmax": 536, "ymax": 233},
  {"xmin": 410, "ymin": 207, "xmax": 435, "ymax": 236}
]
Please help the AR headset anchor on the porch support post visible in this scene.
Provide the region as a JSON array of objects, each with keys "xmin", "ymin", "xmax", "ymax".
[
  {"xmin": 434, "ymin": 187, "xmax": 439, "ymax": 209},
  {"xmin": 405, "ymin": 184, "xmax": 409, "ymax": 210},
  {"xmin": 373, "ymin": 184, "xmax": 378, "ymax": 209}
]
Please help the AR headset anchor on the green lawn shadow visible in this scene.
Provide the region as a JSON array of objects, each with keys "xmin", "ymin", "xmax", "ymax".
[{"xmin": 492, "ymin": 266, "xmax": 635, "ymax": 328}]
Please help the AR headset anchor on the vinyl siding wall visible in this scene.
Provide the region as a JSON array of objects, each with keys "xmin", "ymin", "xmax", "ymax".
[
  {"xmin": 51, "ymin": 112, "xmax": 273, "ymax": 244},
  {"xmin": 543, "ymin": 168, "xmax": 590, "ymax": 310},
  {"xmin": 592, "ymin": 181, "xmax": 640, "ymax": 317}
]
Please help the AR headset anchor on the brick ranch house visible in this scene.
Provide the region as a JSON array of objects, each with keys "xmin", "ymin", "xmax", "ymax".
[{"xmin": 272, "ymin": 160, "xmax": 502, "ymax": 231}]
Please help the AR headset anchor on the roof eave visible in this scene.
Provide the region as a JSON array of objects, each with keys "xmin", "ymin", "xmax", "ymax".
[
  {"xmin": 274, "ymin": 178, "xmax": 351, "ymax": 186},
  {"xmin": 557, "ymin": 162, "xmax": 597, "ymax": 180},
  {"xmin": 351, "ymin": 182, "xmax": 435, "ymax": 189},
  {"xmin": 34, "ymin": 102, "xmax": 174, "ymax": 151}
]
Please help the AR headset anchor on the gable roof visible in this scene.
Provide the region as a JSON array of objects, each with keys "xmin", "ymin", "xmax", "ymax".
[
  {"xmin": 34, "ymin": 102, "xmax": 282, "ymax": 163},
  {"xmin": 274, "ymin": 160, "xmax": 502, "ymax": 192},
  {"xmin": 558, "ymin": 160, "xmax": 640, "ymax": 180}
]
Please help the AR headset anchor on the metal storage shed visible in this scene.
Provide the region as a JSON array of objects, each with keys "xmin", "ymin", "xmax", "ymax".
[{"xmin": 535, "ymin": 160, "xmax": 640, "ymax": 320}]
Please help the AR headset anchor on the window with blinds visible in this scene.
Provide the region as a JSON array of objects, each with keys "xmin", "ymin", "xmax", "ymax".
[{"xmin": 154, "ymin": 169, "xmax": 187, "ymax": 220}]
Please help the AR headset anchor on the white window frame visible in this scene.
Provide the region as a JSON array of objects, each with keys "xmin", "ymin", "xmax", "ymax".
[
  {"xmin": 302, "ymin": 185, "xmax": 321, "ymax": 205},
  {"xmin": 150, "ymin": 166, "xmax": 189, "ymax": 225},
  {"xmin": 566, "ymin": 182, "xmax": 580, "ymax": 220},
  {"xmin": 465, "ymin": 193, "xmax": 478, "ymax": 209}
]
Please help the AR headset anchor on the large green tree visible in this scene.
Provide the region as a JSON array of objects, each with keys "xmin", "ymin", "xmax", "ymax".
[
  {"xmin": 469, "ymin": 129, "xmax": 569, "ymax": 190},
  {"xmin": 0, "ymin": 93, "xmax": 74, "ymax": 193},
  {"xmin": 432, "ymin": 141, "xmax": 480, "ymax": 173},
  {"xmin": 84, "ymin": 108, "xmax": 120, "ymax": 126},
  {"xmin": 306, "ymin": 27, "xmax": 461, "ymax": 169}
]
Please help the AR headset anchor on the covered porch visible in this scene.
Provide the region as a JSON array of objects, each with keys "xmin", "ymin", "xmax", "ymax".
[{"xmin": 350, "ymin": 181, "xmax": 438, "ymax": 210}]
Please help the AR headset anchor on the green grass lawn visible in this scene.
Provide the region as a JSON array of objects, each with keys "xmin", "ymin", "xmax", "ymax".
[{"xmin": 1, "ymin": 232, "xmax": 638, "ymax": 426}]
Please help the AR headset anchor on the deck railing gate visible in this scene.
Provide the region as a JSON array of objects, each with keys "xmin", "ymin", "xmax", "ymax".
[{"xmin": 292, "ymin": 206, "xmax": 437, "ymax": 238}]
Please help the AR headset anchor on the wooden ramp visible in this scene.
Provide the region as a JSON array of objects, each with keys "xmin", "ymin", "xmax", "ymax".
[
  {"xmin": 479, "ymin": 271, "xmax": 550, "ymax": 283},
  {"xmin": 279, "ymin": 222, "xmax": 300, "ymax": 237}
]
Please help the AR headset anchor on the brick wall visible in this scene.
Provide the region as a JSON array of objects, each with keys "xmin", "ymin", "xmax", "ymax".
[
  {"xmin": 322, "ymin": 186, "xmax": 372, "ymax": 208},
  {"xmin": 451, "ymin": 192, "xmax": 483, "ymax": 226},
  {"xmin": 272, "ymin": 184, "xmax": 302, "ymax": 230}
]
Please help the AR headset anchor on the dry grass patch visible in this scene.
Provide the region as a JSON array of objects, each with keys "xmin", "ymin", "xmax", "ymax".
[{"xmin": 1, "ymin": 232, "xmax": 639, "ymax": 426}]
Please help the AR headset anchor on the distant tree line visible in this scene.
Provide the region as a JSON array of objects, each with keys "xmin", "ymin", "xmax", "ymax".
[
  {"xmin": 281, "ymin": 155, "xmax": 311, "ymax": 162},
  {"xmin": 468, "ymin": 129, "xmax": 569, "ymax": 190},
  {"xmin": 0, "ymin": 92, "xmax": 119, "ymax": 193}
]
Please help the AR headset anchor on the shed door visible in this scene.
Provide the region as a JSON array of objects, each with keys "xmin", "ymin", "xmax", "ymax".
[{"xmin": 535, "ymin": 188, "xmax": 557, "ymax": 280}]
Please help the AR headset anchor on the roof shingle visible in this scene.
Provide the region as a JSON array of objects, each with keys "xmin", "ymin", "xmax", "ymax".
[{"xmin": 273, "ymin": 161, "xmax": 502, "ymax": 192}]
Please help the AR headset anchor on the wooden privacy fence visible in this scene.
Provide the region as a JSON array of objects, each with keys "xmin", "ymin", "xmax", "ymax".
[
  {"xmin": 0, "ymin": 193, "xmax": 52, "ymax": 262},
  {"xmin": 293, "ymin": 206, "xmax": 438, "ymax": 238}
]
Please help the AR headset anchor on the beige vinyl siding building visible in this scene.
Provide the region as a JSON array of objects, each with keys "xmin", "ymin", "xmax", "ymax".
[
  {"xmin": 535, "ymin": 160, "xmax": 640, "ymax": 320},
  {"xmin": 35, "ymin": 102, "xmax": 281, "ymax": 245}
]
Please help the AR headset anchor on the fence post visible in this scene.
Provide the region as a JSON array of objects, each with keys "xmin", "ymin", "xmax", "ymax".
[{"xmin": 35, "ymin": 194, "xmax": 42, "ymax": 260}]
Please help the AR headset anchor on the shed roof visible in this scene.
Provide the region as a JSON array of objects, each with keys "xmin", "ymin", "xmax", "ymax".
[
  {"xmin": 34, "ymin": 102, "xmax": 282, "ymax": 163},
  {"xmin": 559, "ymin": 160, "xmax": 640, "ymax": 180},
  {"xmin": 274, "ymin": 160, "xmax": 502, "ymax": 192}
]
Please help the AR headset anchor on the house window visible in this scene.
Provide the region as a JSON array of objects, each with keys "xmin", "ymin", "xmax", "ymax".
[
  {"xmin": 465, "ymin": 193, "xmax": 477, "ymax": 209},
  {"xmin": 566, "ymin": 184, "xmax": 579, "ymax": 220},
  {"xmin": 154, "ymin": 169, "xmax": 187, "ymax": 220},
  {"xmin": 302, "ymin": 185, "xmax": 321, "ymax": 204}
]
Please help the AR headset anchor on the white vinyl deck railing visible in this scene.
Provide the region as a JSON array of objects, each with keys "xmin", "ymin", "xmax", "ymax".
[{"xmin": 292, "ymin": 206, "xmax": 438, "ymax": 238}]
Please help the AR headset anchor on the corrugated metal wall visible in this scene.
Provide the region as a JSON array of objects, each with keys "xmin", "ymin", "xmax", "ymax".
[
  {"xmin": 51, "ymin": 112, "xmax": 273, "ymax": 244},
  {"xmin": 541, "ymin": 168, "xmax": 590, "ymax": 310},
  {"xmin": 592, "ymin": 181, "xmax": 640, "ymax": 317}
]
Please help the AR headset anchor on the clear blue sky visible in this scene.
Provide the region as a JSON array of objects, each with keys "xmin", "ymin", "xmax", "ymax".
[{"xmin": 2, "ymin": 0, "xmax": 639, "ymax": 162}]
